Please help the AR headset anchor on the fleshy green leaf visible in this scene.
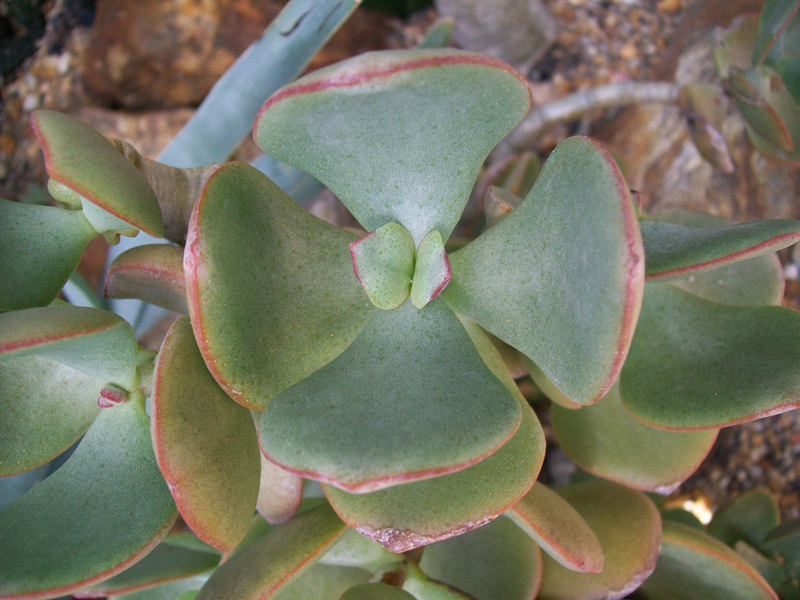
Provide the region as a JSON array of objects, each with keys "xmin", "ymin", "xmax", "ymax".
[
  {"xmin": 443, "ymin": 136, "xmax": 644, "ymax": 405},
  {"xmin": 108, "ymin": 576, "xmax": 209, "ymax": 600},
  {"xmin": 521, "ymin": 355, "xmax": 582, "ymax": 409},
  {"xmin": 0, "ymin": 200, "xmax": 96, "ymax": 311},
  {"xmin": 0, "ymin": 356, "xmax": 102, "ymax": 476},
  {"xmin": 762, "ymin": 6, "xmax": 800, "ymax": 106},
  {"xmin": 763, "ymin": 518, "xmax": 800, "ymax": 561},
  {"xmin": 620, "ymin": 283, "xmax": 800, "ymax": 429},
  {"xmin": 318, "ymin": 529, "xmax": 403, "ymax": 572},
  {"xmin": 185, "ymin": 162, "xmax": 375, "ymax": 409},
  {"xmin": 402, "ymin": 563, "xmax": 474, "ymax": 599},
  {"xmin": 105, "ymin": 245, "xmax": 188, "ymax": 314},
  {"xmin": 708, "ymin": 489, "xmax": 780, "ymax": 548},
  {"xmin": 650, "ymin": 210, "xmax": 785, "ymax": 306},
  {"xmin": 31, "ymin": 110, "xmax": 163, "ymax": 237},
  {"xmin": 507, "ymin": 482, "xmax": 604, "ymax": 574},
  {"xmin": 640, "ymin": 521, "xmax": 777, "ymax": 600},
  {"xmin": 419, "ymin": 515, "xmax": 541, "ymax": 600},
  {"xmin": 641, "ymin": 217, "xmax": 800, "ymax": 281},
  {"xmin": 323, "ymin": 320, "xmax": 544, "ymax": 551},
  {"xmin": 730, "ymin": 68, "xmax": 793, "ymax": 152},
  {"xmin": 259, "ymin": 299, "xmax": 522, "ymax": 493},
  {"xmin": 350, "ymin": 223, "xmax": 416, "ymax": 310},
  {"xmin": 75, "ymin": 539, "xmax": 220, "ymax": 598},
  {"xmin": 410, "ymin": 231, "xmax": 451, "ymax": 309},
  {"xmin": 551, "ymin": 383, "xmax": 718, "ymax": 493},
  {"xmin": 256, "ymin": 454, "xmax": 303, "ymax": 525},
  {"xmin": 753, "ymin": 0, "xmax": 800, "ymax": 66},
  {"xmin": 253, "ymin": 48, "xmax": 531, "ymax": 244},
  {"xmin": 195, "ymin": 504, "xmax": 348, "ymax": 600},
  {"xmin": 271, "ymin": 564, "xmax": 371, "ymax": 600},
  {"xmin": 152, "ymin": 317, "xmax": 261, "ymax": 551},
  {"xmin": 0, "ymin": 305, "xmax": 138, "ymax": 391},
  {"xmin": 661, "ymin": 508, "xmax": 705, "ymax": 531},
  {"xmin": 0, "ymin": 401, "xmax": 177, "ymax": 599},
  {"xmin": 537, "ymin": 481, "xmax": 661, "ymax": 600},
  {"xmin": 340, "ymin": 584, "xmax": 416, "ymax": 600}
]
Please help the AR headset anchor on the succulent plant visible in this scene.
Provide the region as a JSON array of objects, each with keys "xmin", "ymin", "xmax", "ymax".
[{"xmin": 4, "ymin": 23, "xmax": 800, "ymax": 600}]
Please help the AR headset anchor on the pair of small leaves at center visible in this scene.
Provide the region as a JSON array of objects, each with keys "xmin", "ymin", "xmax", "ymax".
[{"xmin": 350, "ymin": 224, "xmax": 450, "ymax": 310}]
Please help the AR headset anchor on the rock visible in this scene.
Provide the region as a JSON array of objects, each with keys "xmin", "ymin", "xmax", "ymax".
[
  {"xmin": 82, "ymin": 0, "xmax": 391, "ymax": 110},
  {"xmin": 434, "ymin": 0, "xmax": 558, "ymax": 76}
]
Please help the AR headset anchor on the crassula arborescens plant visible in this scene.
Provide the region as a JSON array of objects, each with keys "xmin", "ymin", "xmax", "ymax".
[{"xmin": 3, "ymin": 44, "xmax": 800, "ymax": 600}]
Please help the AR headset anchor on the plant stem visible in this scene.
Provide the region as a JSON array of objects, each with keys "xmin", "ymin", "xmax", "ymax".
[{"xmin": 490, "ymin": 81, "xmax": 680, "ymax": 161}]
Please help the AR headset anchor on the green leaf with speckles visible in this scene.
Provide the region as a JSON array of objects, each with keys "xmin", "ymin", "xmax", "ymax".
[
  {"xmin": 254, "ymin": 49, "xmax": 531, "ymax": 244},
  {"xmin": 0, "ymin": 401, "xmax": 177, "ymax": 599},
  {"xmin": 105, "ymin": 245, "xmax": 188, "ymax": 314},
  {"xmin": 620, "ymin": 283, "xmax": 800, "ymax": 429},
  {"xmin": 152, "ymin": 317, "xmax": 261, "ymax": 552},
  {"xmin": 350, "ymin": 223, "xmax": 415, "ymax": 310},
  {"xmin": 410, "ymin": 231, "xmax": 451, "ymax": 309},
  {"xmin": 442, "ymin": 136, "xmax": 644, "ymax": 406},
  {"xmin": 0, "ymin": 200, "xmax": 97, "ymax": 311},
  {"xmin": 260, "ymin": 299, "xmax": 521, "ymax": 493},
  {"xmin": 184, "ymin": 162, "xmax": 376, "ymax": 409}
]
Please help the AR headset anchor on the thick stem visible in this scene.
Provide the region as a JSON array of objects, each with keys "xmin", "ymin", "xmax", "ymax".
[{"xmin": 491, "ymin": 81, "xmax": 680, "ymax": 161}]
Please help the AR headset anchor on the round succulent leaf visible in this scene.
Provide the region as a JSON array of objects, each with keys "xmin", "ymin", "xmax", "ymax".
[
  {"xmin": 753, "ymin": 0, "xmax": 800, "ymax": 68},
  {"xmin": 730, "ymin": 68, "xmax": 793, "ymax": 152},
  {"xmin": 507, "ymin": 482, "xmax": 604, "ymax": 574},
  {"xmin": 323, "ymin": 320, "xmax": 544, "ymax": 552},
  {"xmin": 271, "ymin": 564, "xmax": 370, "ymax": 600},
  {"xmin": 661, "ymin": 508, "xmax": 705, "ymax": 531},
  {"xmin": 648, "ymin": 209, "xmax": 784, "ymax": 306},
  {"xmin": 521, "ymin": 355, "xmax": 582, "ymax": 409},
  {"xmin": 152, "ymin": 317, "xmax": 261, "ymax": 552},
  {"xmin": 550, "ymin": 383, "xmax": 718, "ymax": 493},
  {"xmin": 74, "ymin": 539, "xmax": 220, "ymax": 598},
  {"xmin": 733, "ymin": 540, "xmax": 787, "ymax": 592},
  {"xmin": 640, "ymin": 217, "xmax": 800, "ymax": 281},
  {"xmin": 418, "ymin": 515, "xmax": 542, "ymax": 600},
  {"xmin": 745, "ymin": 79, "xmax": 800, "ymax": 164},
  {"xmin": 107, "ymin": 576, "xmax": 209, "ymax": 600},
  {"xmin": 763, "ymin": 8, "xmax": 800, "ymax": 107},
  {"xmin": 639, "ymin": 521, "xmax": 777, "ymax": 600},
  {"xmin": 402, "ymin": 563, "xmax": 475, "ymax": 599},
  {"xmin": 318, "ymin": 529, "xmax": 404, "ymax": 572},
  {"xmin": 0, "ymin": 305, "xmax": 138, "ymax": 391},
  {"xmin": 0, "ymin": 200, "xmax": 97, "ymax": 311},
  {"xmin": 195, "ymin": 504, "xmax": 348, "ymax": 600},
  {"xmin": 259, "ymin": 299, "xmax": 522, "ymax": 493},
  {"xmin": 350, "ymin": 223, "xmax": 416, "ymax": 310},
  {"xmin": 762, "ymin": 517, "xmax": 800, "ymax": 561},
  {"xmin": 707, "ymin": 489, "xmax": 780, "ymax": 548},
  {"xmin": 340, "ymin": 584, "xmax": 416, "ymax": 600},
  {"xmin": 185, "ymin": 161, "xmax": 375, "ymax": 409},
  {"xmin": 253, "ymin": 48, "xmax": 532, "ymax": 244},
  {"xmin": 256, "ymin": 453, "xmax": 303, "ymax": 525},
  {"xmin": 105, "ymin": 244, "xmax": 188, "ymax": 314},
  {"xmin": 443, "ymin": 136, "xmax": 645, "ymax": 406},
  {"xmin": 30, "ymin": 110, "xmax": 163, "ymax": 237},
  {"xmin": 80, "ymin": 196, "xmax": 140, "ymax": 241},
  {"xmin": 0, "ymin": 356, "xmax": 102, "ymax": 476},
  {"xmin": 0, "ymin": 401, "xmax": 178, "ymax": 600},
  {"xmin": 538, "ymin": 482, "xmax": 661, "ymax": 600},
  {"xmin": 410, "ymin": 231, "xmax": 451, "ymax": 309},
  {"xmin": 619, "ymin": 283, "xmax": 800, "ymax": 429}
]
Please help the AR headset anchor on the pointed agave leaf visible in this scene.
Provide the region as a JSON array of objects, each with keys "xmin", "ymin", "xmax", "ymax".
[
  {"xmin": 74, "ymin": 540, "xmax": 220, "ymax": 598},
  {"xmin": 410, "ymin": 231, "xmax": 451, "ymax": 309},
  {"xmin": 254, "ymin": 48, "xmax": 532, "ymax": 244},
  {"xmin": 0, "ymin": 305, "xmax": 138, "ymax": 391},
  {"xmin": 323, "ymin": 320, "xmax": 544, "ymax": 551},
  {"xmin": 340, "ymin": 584, "xmax": 416, "ymax": 600},
  {"xmin": 537, "ymin": 481, "xmax": 661, "ymax": 600},
  {"xmin": 551, "ymin": 384, "xmax": 718, "ymax": 493},
  {"xmin": 195, "ymin": 504, "xmax": 348, "ymax": 600},
  {"xmin": 350, "ymin": 223, "xmax": 416, "ymax": 310},
  {"xmin": 0, "ymin": 401, "xmax": 177, "ymax": 599},
  {"xmin": 185, "ymin": 162, "xmax": 375, "ymax": 409},
  {"xmin": 271, "ymin": 564, "xmax": 371, "ymax": 600},
  {"xmin": 640, "ymin": 521, "xmax": 777, "ymax": 600},
  {"xmin": 0, "ymin": 356, "xmax": 102, "ymax": 476},
  {"xmin": 402, "ymin": 564, "xmax": 475, "ymax": 599},
  {"xmin": 641, "ymin": 217, "xmax": 800, "ymax": 281},
  {"xmin": 152, "ymin": 317, "xmax": 261, "ymax": 551},
  {"xmin": 256, "ymin": 454, "xmax": 303, "ymax": 525},
  {"xmin": 620, "ymin": 283, "xmax": 800, "ymax": 429},
  {"xmin": 105, "ymin": 245, "xmax": 188, "ymax": 314},
  {"xmin": 443, "ymin": 136, "xmax": 645, "ymax": 405},
  {"xmin": 708, "ymin": 489, "xmax": 780, "ymax": 548},
  {"xmin": 31, "ymin": 110, "xmax": 163, "ymax": 237},
  {"xmin": 507, "ymin": 482, "xmax": 604, "ymax": 574},
  {"xmin": 0, "ymin": 200, "xmax": 97, "ymax": 311},
  {"xmin": 419, "ymin": 515, "xmax": 542, "ymax": 600},
  {"xmin": 260, "ymin": 299, "xmax": 522, "ymax": 493}
]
